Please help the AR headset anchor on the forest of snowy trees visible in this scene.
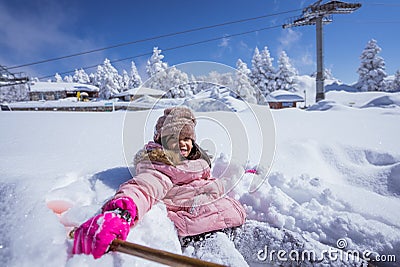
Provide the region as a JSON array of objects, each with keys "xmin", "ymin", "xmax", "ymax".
[{"xmin": 1, "ymin": 38, "xmax": 399, "ymax": 103}]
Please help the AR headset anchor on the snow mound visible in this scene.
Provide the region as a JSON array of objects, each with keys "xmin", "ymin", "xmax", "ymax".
[
  {"xmin": 306, "ymin": 100, "xmax": 347, "ymax": 111},
  {"xmin": 1, "ymin": 95, "xmax": 400, "ymax": 266},
  {"xmin": 184, "ymin": 88, "xmax": 249, "ymax": 112},
  {"xmin": 362, "ymin": 94, "xmax": 400, "ymax": 108},
  {"xmin": 131, "ymin": 89, "xmax": 248, "ymax": 112}
]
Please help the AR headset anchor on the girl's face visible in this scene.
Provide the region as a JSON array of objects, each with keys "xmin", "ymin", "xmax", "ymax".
[{"xmin": 165, "ymin": 136, "xmax": 193, "ymax": 158}]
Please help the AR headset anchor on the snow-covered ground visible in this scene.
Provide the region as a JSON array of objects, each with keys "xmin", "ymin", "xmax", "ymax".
[{"xmin": 1, "ymin": 89, "xmax": 400, "ymax": 267}]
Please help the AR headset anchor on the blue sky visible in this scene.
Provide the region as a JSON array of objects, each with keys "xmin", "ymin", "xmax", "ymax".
[{"xmin": 1, "ymin": 0, "xmax": 399, "ymax": 84}]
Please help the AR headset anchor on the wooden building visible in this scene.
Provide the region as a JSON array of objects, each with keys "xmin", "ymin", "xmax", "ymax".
[
  {"xmin": 266, "ymin": 90, "xmax": 305, "ymax": 109},
  {"xmin": 29, "ymin": 81, "xmax": 99, "ymax": 101}
]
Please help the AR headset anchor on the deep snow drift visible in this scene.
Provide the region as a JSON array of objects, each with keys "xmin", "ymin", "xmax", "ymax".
[{"xmin": 0, "ymin": 90, "xmax": 399, "ymax": 266}]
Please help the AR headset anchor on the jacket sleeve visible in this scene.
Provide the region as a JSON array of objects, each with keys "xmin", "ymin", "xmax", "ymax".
[{"xmin": 112, "ymin": 168, "xmax": 174, "ymax": 223}]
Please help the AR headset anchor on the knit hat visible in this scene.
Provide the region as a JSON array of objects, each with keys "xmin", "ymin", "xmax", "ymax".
[{"xmin": 153, "ymin": 106, "xmax": 196, "ymax": 144}]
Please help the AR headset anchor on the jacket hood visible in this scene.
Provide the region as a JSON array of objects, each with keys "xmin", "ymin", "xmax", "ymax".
[
  {"xmin": 133, "ymin": 141, "xmax": 184, "ymax": 167},
  {"xmin": 134, "ymin": 141, "xmax": 211, "ymax": 167},
  {"xmin": 133, "ymin": 141, "xmax": 211, "ymax": 185}
]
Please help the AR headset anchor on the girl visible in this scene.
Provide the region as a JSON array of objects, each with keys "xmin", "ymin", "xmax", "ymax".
[{"xmin": 72, "ymin": 106, "xmax": 247, "ymax": 260}]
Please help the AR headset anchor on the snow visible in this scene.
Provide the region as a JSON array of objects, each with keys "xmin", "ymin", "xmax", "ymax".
[
  {"xmin": 1, "ymin": 87, "xmax": 400, "ymax": 266},
  {"xmin": 29, "ymin": 81, "xmax": 99, "ymax": 93},
  {"xmin": 266, "ymin": 89, "xmax": 304, "ymax": 102},
  {"xmin": 113, "ymin": 87, "xmax": 165, "ymax": 98}
]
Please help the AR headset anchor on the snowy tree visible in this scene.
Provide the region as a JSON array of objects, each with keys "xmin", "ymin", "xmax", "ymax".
[
  {"xmin": 390, "ymin": 70, "xmax": 400, "ymax": 91},
  {"xmin": 356, "ymin": 39, "xmax": 387, "ymax": 91},
  {"xmin": 275, "ymin": 51, "xmax": 297, "ymax": 91},
  {"xmin": 164, "ymin": 66, "xmax": 191, "ymax": 98},
  {"xmin": 73, "ymin": 69, "xmax": 90, "ymax": 84},
  {"xmin": 204, "ymin": 72, "xmax": 234, "ymax": 91},
  {"xmin": 93, "ymin": 59, "xmax": 122, "ymax": 99},
  {"xmin": 63, "ymin": 75, "xmax": 73, "ymax": 83},
  {"xmin": 120, "ymin": 70, "xmax": 130, "ymax": 92},
  {"xmin": 251, "ymin": 46, "xmax": 276, "ymax": 104},
  {"xmin": 54, "ymin": 73, "xmax": 63, "ymax": 83},
  {"xmin": 92, "ymin": 65, "xmax": 105, "ymax": 92},
  {"xmin": 189, "ymin": 74, "xmax": 201, "ymax": 94},
  {"xmin": 310, "ymin": 68, "xmax": 335, "ymax": 80},
  {"xmin": 144, "ymin": 47, "xmax": 191, "ymax": 98},
  {"xmin": 0, "ymin": 83, "xmax": 29, "ymax": 102},
  {"xmin": 210, "ymin": 85, "xmax": 221, "ymax": 99},
  {"xmin": 89, "ymin": 73, "xmax": 95, "ymax": 84},
  {"xmin": 128, "ymin": 61, "xmax": 142, "ymax": 89},
  {"xmin": 194, "ymin": 71, "xmax": 236, "ymax": 97},
  {"xmin": 324, "ymin": 68, "xmax": 334, "ymax": 80},
  {"xmin": 145, "ymin": 47, "xmax": 169, "ymax": 91},
  {"xmin": 234, "ymin": 59, "xmax": 256, "ymax": 103},
  {"xmin": 146, "ymin": 47, "xmax": 168, "ymax": 79}
]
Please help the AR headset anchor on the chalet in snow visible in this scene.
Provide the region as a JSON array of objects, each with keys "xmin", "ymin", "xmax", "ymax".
[
  {"xmin": 29, "ymin": 81, "xmax": 100, "ymax": 101},
  {"xmin": 266, "ymin": 90, "xmax": 305, "ymax": 109}
]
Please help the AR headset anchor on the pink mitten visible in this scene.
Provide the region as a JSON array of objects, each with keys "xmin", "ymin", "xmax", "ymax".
[
  {"xmin": 102, "ymin": 197, "xmax": 137, "ymax": 226},
  {"xmin": 72, "ymin": 197, "xmax": 137, "ymax": 259}
]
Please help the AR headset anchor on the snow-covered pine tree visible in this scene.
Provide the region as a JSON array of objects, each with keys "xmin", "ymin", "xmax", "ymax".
[
  {"xmin": 390, "ymin": 70, "xmax": 400, "ymax": 92},
  {"xmin": 145, "ymin": 47, "xmax": 168, "ymax": 90},
  {"xmin": 324, "ymin": 68, "xmax": 334, "ymax": 80},
  {"xmin": 234, "ymin": 59, "xmax": 257, "ymax": 103},
  {"xmin": 54, "ymin": 73, "xmax": 63, "ymax": 83},
  {"xmin": 72, "ymin": 69, "xmax": 90, "ymax": 84},
  {"xmin": 251, "ymin": 47, "xmax": 264, "ymax": 100},
  {"xmin": 356, "ymin": 39, "xmax": 387, "ymax": 91},
  {"xmin": 89, "ymin": 73, "xmax": 95, "ymax": 84},
  {"xmin": 146, "ymin": 47, "xmax": 168, "ymax": 77},
  {"xmin": 0, "ymin": 83, "xmax": 29, "ymax": 102},
  {"xmin": 93, "ymin": 59, "xmax": 122, "ymax": 99},
  {"xmin": 120, "ymin": 70, "xmax": 130, "ymax": 92},
  {"xmin": 165, "ymin": 66, "xmax": 191, "ymax": 98},
  {"xmin": 251, "ymin": 46, "xmax": 276, "ymax": 104},
  {"xmin": 260, "ymin": 46, "xmax": 276, "ymax": 93},
  {"xmin": 275, "ymin": 51, "xmax": 297, "ymax": 91},
  {"xmin": 145, "ymin": 47, "xmax": 191, "ymax": 98},
  {"xmin": 63, "ymin": 75, "xmax": 73, "ymax": 83},
  {"xmin": 310, "ymin": 68, "xmax": 334, "ymax": 80},
  {"xmin": 189, "ymin": 74, "xmax": 201, "ymax": 95},
  {"xmin": 128, "ymin": 61, "xmax": 142, "ymax": 89}
]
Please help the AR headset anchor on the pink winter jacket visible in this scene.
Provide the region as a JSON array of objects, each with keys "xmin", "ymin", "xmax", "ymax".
[{"xmin": 113, "ymin": 142, "xmax": 246, "ymax": 237}]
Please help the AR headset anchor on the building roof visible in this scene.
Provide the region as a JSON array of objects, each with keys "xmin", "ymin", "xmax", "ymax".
[
  {"xmin": 266, "ymin": 90, "xmax": 304, "ymax": 103},
  {"xmin": 29, "ymin": 81, "xmax": 99, "ymax": 93},
  {"xmin": 113, "ymin": 87, "xmax": 166, "ymax": 98}
]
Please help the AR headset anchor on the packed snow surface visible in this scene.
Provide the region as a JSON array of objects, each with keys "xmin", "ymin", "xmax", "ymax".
[{"xmin": 1, "ymin": 90, "xmax": 400, "ymax": 266}]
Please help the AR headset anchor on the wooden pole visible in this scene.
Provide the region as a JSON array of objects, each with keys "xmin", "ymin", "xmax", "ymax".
[
  {"xmin": 110, "ymin": 239, "xmax": 227, "ymax": 267},
  {"xmin": 68, "ymin": 221, "xmax": 227, "ymax": 266}
]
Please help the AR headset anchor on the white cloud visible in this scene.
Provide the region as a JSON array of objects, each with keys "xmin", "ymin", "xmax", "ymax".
[
  {"xmin": 0, "ymin": 2, "xmax": 104, "ymax": 77},
  {"xmin": 278, "ymin": 28, "xmax": 302, "ymax": 50},
  {"xmin": 300, "ymin": 50, "xmax": 314, "ymax": 66},
  {"xmin": 291, "ymin": 47, "xmax": 315, "ymax": 75},
  {"xmin": 218, "ymin": 36, "xmax": 230, "ymax": 48},
  {"xmin": 0, "ymin": 3, "xmax": 70, "ymax": 55},
  {"xmin": 211, "ymin": 35, "xmax": 233, "ymax": 59}
]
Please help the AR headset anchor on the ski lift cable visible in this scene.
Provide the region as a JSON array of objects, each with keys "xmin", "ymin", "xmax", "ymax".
[
  {"xmin": 38, "ymin": 24, "xmax": 283, "ymax": 80},
  {"xmin": 8, "ymin": 8, "xmax": 301, "ymax": 70}
]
